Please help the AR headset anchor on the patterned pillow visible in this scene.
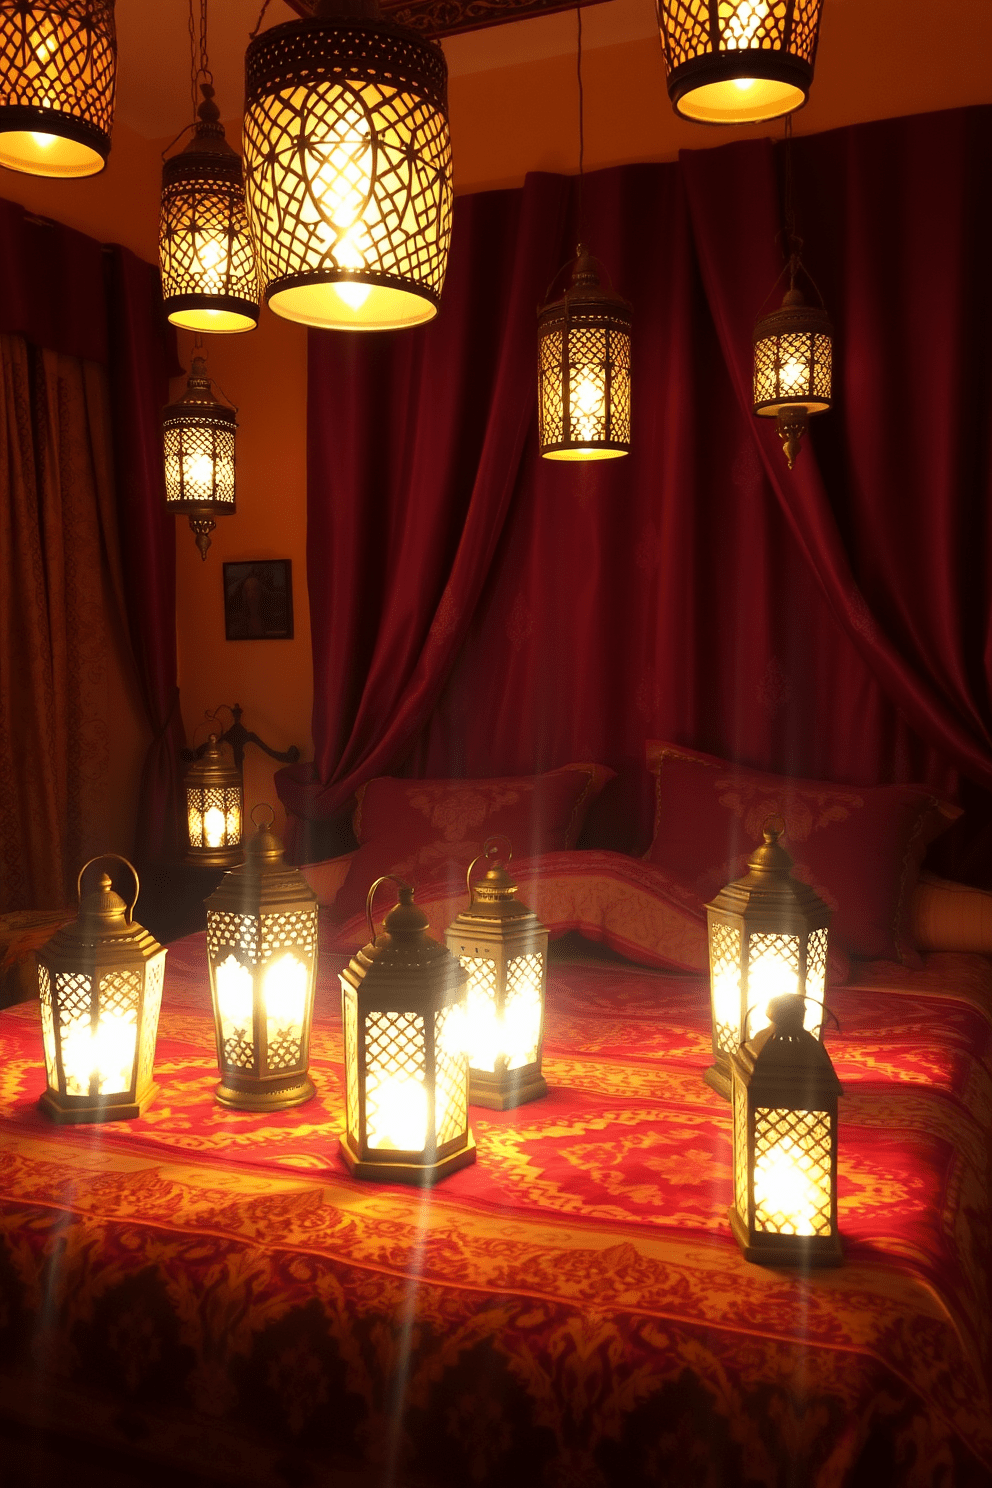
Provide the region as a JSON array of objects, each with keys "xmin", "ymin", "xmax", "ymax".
[
  {"xmin": 335, "ymin": 765, "xmax": 614, "ymax": 917},
  {"xmin": 644, "ymin": 740, "xmax": 959, "ymax": 965}
]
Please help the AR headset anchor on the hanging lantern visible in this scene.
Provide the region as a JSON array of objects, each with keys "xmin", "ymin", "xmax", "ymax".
[
  {"xmin": 36, "ymin": 855, "xmax": 166, "ymax": 1123},
  {"xmin": 753, "ymin": 282, "xmax": 832, "ymax": 468},
  {"xmin": 162, "ymin": 354, "xmax": 236, "ymax": 560},
  {"xmin": 538, "ymin": 246, "xmax": 632, "ymax": 461},
  {"xmin": 444, "ymin": 837, "xmax": 548, "ymax": 1110},
  {"xmin": 160, "ymin": 84, "xmax": 259, "ymax": 334},
  {"xmin": 242, "ymin": 0, "xmax": 453, "ymax": 331},
  {"xmin": 0, "ymin": 0, "xmax": 117, "ymax": 178},
  {"xmin": 704, "ymin": 822, "xmax": 831, "ymax": 1101},
  {"xmin": 185, "ymin": 732, "xmax": 243, "ymax": 867},
  {"xmin": 204, "ymin": 807, "xmax": 318, "ymax": 1111},
  {"xmin": 730, "ymin": 992, "xmax": 842, "ymax": 1266},
  {"xmin": 658, "ymin": 0, "xmax": 824, "ymax": 125},
  {"xmin": 340, "ymin": 876, "xmax": 475, "ymax": 1184}
]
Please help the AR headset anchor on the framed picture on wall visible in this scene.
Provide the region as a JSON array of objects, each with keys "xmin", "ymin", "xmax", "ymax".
[{"xmin": 223, "ymin": 560, "xmax": 294, "ymax": 641}]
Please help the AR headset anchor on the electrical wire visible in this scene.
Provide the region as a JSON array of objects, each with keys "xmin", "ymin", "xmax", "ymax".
[{"xmin": 576, "ymin": 4, "xmax": 585, "ymax": 244}]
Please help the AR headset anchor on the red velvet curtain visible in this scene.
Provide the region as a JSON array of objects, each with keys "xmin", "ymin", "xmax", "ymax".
[{"xmin": 283, "ymin": 106, "xmax": 992, "ymax": 879}]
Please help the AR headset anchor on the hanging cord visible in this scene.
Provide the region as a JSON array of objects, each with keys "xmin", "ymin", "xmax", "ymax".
[
  {"xmin": 782, "ymin": 114, "xmax": 801, "ymax": 290},
  {"xmin": 576, "ymin": 4, "xmax": 585, "ymax": 245},
  {"xmin": 250, "ymin": 0, "xmax": 276, "ymax": 38}
]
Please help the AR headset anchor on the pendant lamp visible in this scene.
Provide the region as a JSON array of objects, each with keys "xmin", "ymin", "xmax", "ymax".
[
  {"xmin": 658, "ymin": 0, "xmax": 824, "ymax": 125},
  {"xmin": 162, "ymin": 352, "xmax": 237, "ymax": 559},
  {"xmin": 159, "ymin": 2, "xmax": 259, "ymax": 336},
  {"xmin": 242, "ymin": 0, "xmax": 453, "ymax": 331},
  {"xmin": 0, "ymin": 0, "xmax": 117, "ymax": 178}
]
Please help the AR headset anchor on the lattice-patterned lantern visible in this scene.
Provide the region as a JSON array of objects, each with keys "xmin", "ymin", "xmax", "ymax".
[
  {"xmin": 0, "ymin": 0, "xmax": 116, "ymax": 178},
  {"xmin": 185, "ymin": 732, "xmax": 243, "ymax": 867},
  {"xmin": 242, "ymin": 0, "xmax": 452, "ymax": 331},
  {"xmin": 538, "ymin": 245, "xmax": 631, "ymax": 461},
  {"xmin": 160, "ymin": 85, "xmax": 259, "ymax": 334},
  {"xmin": 36, "ymin": 855, "xmax": 165, "ymax": 1123},
  {"xmin": 658, "ymin": 0, "xmax": 824, "ymax": 125},
  {"xmin": 162, "ymin": 354, "xmax": 236, "ymax": 560},
  {"xmin": 444, "ymin": 838, "xmax": 548, "ymax": 1110},
  {"xmin": 340, "ymin": 876, "xmax": 475, "ymax": 1183},
  {"xmin": 204, "ymin": 808, "xmax": 318, "ymax": 1111},
  {"xmin": 730, "ymin": 991, "xmax": 842, "ymax": 1265},
  {"xmin": 753, "ymin": 283, "xmax": 832, "ymax": 468},
  {"xmin": 705, "ymin": 823, "xmax": 831, "ymax": 1101}
]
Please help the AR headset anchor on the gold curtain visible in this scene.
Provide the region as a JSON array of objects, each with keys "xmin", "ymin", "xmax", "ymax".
[{"xmin": 0, "ymin": 334, "xmax": 148, "ymax": 912}]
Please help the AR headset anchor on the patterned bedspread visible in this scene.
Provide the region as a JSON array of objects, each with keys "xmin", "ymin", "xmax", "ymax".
[{"xmin": 0, "ymin": 933, "xmax": 990, "ymax": 1486}]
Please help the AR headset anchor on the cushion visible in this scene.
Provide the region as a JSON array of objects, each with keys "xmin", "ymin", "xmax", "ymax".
[
  {"xmin": 0, "ymin": 909, "xmax": 74, "ymax": 1009},
  {"xmin": 298, "ymin": 851, "xmax": 356, "ymax": 906},
  {"xmin": 336, "ymin": 765, "xmax": 614, "ymax": 918},
  {"xmin": 912, "ymin": 871, "xmax": 992, "ymax": 954},
  {"xmin": 645, "ymin": 740, "xmax": 960, "ymax": 965}
]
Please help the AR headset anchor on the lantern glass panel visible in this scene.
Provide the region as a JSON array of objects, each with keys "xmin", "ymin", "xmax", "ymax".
[
  {"xmin": 538, "ymin": 318, "xmax": 631, "ymax": 461},
  {"xmin": 709, "ymin": 921, "xmax": 742, "ymax": 1057},
  {"xmin": 364, "ymin": 1009, "xmax": 428, "ymax": 1152},
  {"xmin": 164, "ymin": 421, "xmax": 236, "ymax": 508},
  {"xmin": 160, "ymin": 165, "xmax": 259, "ymax": 334},
  {"xmin": 187, "ymin": 784, "xmax": 242, "ymax": 850},
  {"xmin": 754, "ymin": 329, "xmax": 832, "ymax": 413},
  {"xmin": 752, "ymin": 1106, "xmax": 834, "ymax": 1238}
]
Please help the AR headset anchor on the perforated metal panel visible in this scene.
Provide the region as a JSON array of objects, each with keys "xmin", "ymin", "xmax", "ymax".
[
  {"xmin": 364, "ymin": 1009, "xmax": 427, "ymax": 1151},
  {"xmin": 659, "ymin": 0, "xmax": 820, "ymax": 68},
  {"xmin": 160, "ymin": 159, "xmax": 259, "ymax": 317},
  {"xmin": 503, "ymin": 952, "xmax": 543, "ymax": 1069},
  {"xmin": 38, "ymin": 963, "xmax": 56, "ymax": 1088},
  {"xmin": 187, "ymin": 783, "xmax": 242, "ymax": 849},
  {"xmin": 709, "ymin": 921, "xmax": 742, "ymax": 1056},
  {"xmin": 753, "ymin": 329, "xmax": 832, "ymax": 410},
  {"xmin": 137, "ymin": 952, "xmax": 165, "ymax": 1090},
  {"xmin": 538, "ymin": 310, "xmax": 631, "ymax": 454},
  {"xmin": 753, "ymin": 1106, "xmax": 833, "ymax": 1236},
  {"xmin": 344, "ymin": 989, "xmax": 359, "ymax": 1143},
  {"xmin": 0, "ymin": 0, "xmax": 116, "ymax": 141},
  {"xmin": 434, "ymin": 1003, "xmax": 468, "ymax": 1147},
  {"xmin": 733, "ymin": 1076, "xmax": 749, "ymax": 1220},
  {"xmin": 163, "ymin": 418, "xmax": 236, "ymax": 510}
]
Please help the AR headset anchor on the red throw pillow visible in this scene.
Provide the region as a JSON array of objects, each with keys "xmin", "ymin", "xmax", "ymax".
[
  {"xmin": 336, "ymin": 765, "xmax": 614, "ymax": 917},
  {"xmin": 644, "ymin": 740, "xmax": 960, "ymax": 965}
]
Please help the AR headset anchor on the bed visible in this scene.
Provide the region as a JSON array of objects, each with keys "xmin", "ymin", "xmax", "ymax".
[{"xmin": 1, "ymin": 849, "xmax": 990, "ymax": 1486}]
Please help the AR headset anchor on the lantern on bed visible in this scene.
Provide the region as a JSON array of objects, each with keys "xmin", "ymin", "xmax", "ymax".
[
  {"xmin": 204, "ymin": 806, "xmax": 318, "ymax": 1111},
  {"xmin": 184, "ymin": 732, "xmax": 243, "ymax": 867},
  {"xmin": 445, "ymin": 837, "xmax": 548, "ymax": 1109},
  {"xmin": 730, "ymin": 991, "xmax": 842, "ymax": 1266},
  {"xmin": 340, "ymin": 876, "xmax": 475, "ymax": 1183},
  {"xmin": 36, "ymin": 855, "xmax": 166, "ymax": 1123},
  {"xmin": 704, "ymin": 821, "xmax": 830, "ymax": 1101}
]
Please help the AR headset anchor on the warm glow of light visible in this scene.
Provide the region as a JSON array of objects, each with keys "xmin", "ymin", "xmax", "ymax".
[
  {"xmin": 460, "ymin": 960, "xmax": 542, "ymax": 1073},
  {"xmin": 778, "ymin": 353, "xmax": 809, "ymax": 397},
  {"xmin": 226, "ymin": 803, "xmax": 241, "ymax": 843},
  {"xmin": 185, "ymin": 451, "xmax": 216, "ymax": 488},
  {"xmin": 61, "ymin": 1008, "xmax": 138, "ymax": 1097},
  {"xmin": 712, "ymin": 961, "xmax": 741, "ymax": 1044},
  {"xmin": 367, "ymin": 1072, "xmax": 428, "ymax": 1151},
  {"xmin": 30, "ymin": 131, "xmax": 56, "ymax": 148},
  {"xmin": 334, "ymin": 281, "xmax": 371, "ymax": 311},
  {"xmin": 746, "ymin": 942, "xmax": 799, "ymax": 1036},
  {"xmin": 203, "ymin": 805, "xmax": 225, "ymax": 848},
  {"xmin": 216, "ymin": 953, "xmax": 254, "ymax": 1044},
  {"xmin": 192, "ymin": 232, "xmax": 230, "ymax": 292},
  {"xmin": 724, "ymin": 0, "xmax": 768, "ymax": 49},
  {"xmin": 753, "ymin": 1132, "xmax": 825, "ymax": 1236},
  {"xmin": 734, "ymin": 78, "xmax": 756, "ymax": 92},
  {"xmin": 262, "ymin": 953, "xmax": 307, "ymax": 1050}
]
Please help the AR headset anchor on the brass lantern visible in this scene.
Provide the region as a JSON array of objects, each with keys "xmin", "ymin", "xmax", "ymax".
[
  {"xmin": 445, "ymin": 838, "xmax": 548, "ymax": 1110},
  {"xmin": 340, "ymin": 876, "xmax": 475, "ymax": 1184},
  {"xmin": 204, "ymin": 807, "xmax": 318, "ymax": 1111},
  {"xmin": 538, "ymin": 245, "xmax": 631, "ymax": 462},
  {"xmin": 658, "ymin": 0, "xmax": 824, "ymax": 125},
  {"xmin": 730, "ymin": 992, "xmax": 842, "ymax": 1266},
  {"xmin": 753, "ymin": 280, "xmax": 832, "ymax": 468},
  {"xmin": 0, "ymin": 0, "xmax": 117, "ymax": 178},
  {"xmin": 162, "ymin": 354, "xmax": 237, "ymax": 559},
  {"xmin": 185, "ymin": 732, "xmax": 243, "ymax": 867},
  {"xmin": 242, "ymin": 0, "xmax": 453, "ymax": 331},
  {"xmin": 705, "ymin": 823, "xmax": 830, "ymax": 1100},
  {"xmin": 36, "ymin": 855, "xmax": 166, "ymax": 1123}
]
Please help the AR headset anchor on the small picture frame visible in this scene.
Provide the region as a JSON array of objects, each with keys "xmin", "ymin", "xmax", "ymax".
[{"xmin": 223, "ymin": 560, "xmax": 294, "ymax": 641}]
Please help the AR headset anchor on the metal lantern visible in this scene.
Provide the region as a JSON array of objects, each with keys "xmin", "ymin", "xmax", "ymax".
[
  {"xmin": 36, "ymin": 855, "xmax": 166, "ymax": 1123},
  {"xmin": 162, "ymin": 354, "xmax": 236, "ymax": 560},
  {"xmin": 0, "ymin": 0, "xmax": 117, "ymax": 178},
  {"xmin": 185, "ymin": 732, "xmax": 243, "ymax": 867},
  {"xmin": 753, "ymin": 282, "xmax": 832, "ymax": 468},
  {"xmin": 242, "ymin": 0, "xmax": 453, "ymax": 331},
  {"xmin": 705, "ymin": 823, "xmax": 831, "ymax": 1100},
  {"xmin": 204, "ymin": 807, "xmax": 318, "ymax": 1111},
  {"xmin": 538, "ymin": 245, "xmax": 631, "ymax": 461},
  {"xmin": 340, "ymin": 876, "xmax": 475, "ymax": 1184},
  {"xmin": 730, "ymin": 992, "xmax": 842, "ymax": 1266},
  {"xmin": 658, "ymin": 0, "xmax": 824, "ymax": 125},
  {"xmin": 445, "ymin": 837, "xmax": 548, "ymax": 1110},
  {"xmin": 160, "ymin": 84, "xmax": 259, "ymax": 334}
]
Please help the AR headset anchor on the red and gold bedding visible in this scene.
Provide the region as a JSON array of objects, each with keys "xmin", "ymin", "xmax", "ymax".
[{"xmin": 0, "ymin": 930, "xmax": 990, "ymax": 1485}]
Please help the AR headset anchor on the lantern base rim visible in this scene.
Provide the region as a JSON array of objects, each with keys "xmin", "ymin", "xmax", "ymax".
[
  {"xmin": 540, "ymin": 445, "xmax": 629, "ymax": 461},
  {"xmin": 38, "ymin": 1084, "xmax": 158, "ymax": 1125},
  {"xmin": 266, "ymin": 274, "xmax": 439, "ymax": 333},
  {"xmin": 702, "ymin": 1063, "xmax": 732, "ymax": 1101},
  {"xmin": 214, "ymin": 1075, "xmax": 316, "ymax": 1112},
  {"xmin": 0, "ymin": 108, "xmax": 109, "ymax": 178},
  {"xmin": 339, "ymin": 1132, "xmax": 476, "ymax": 1185},
  {"xmin": 729, "ymin": 1208, "xmax": 843, "ymax": 1267},
  {"xmin": 469, "ymin": 1069, "xmax": 548, "ymax": 1110},
  {"xmin": 185, "ymin": 846, "xmax": 245, "ymax": 869}
]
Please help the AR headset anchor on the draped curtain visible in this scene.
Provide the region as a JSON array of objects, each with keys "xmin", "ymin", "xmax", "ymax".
[{"xmin": 281, "ymin": 106, "xmax": 992, "ymax": 882}]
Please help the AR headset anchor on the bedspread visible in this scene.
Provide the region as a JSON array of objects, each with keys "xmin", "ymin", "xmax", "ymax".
[{"xmin": 0, "ymin": 935, "xmax": 990, "ymax": 1487}]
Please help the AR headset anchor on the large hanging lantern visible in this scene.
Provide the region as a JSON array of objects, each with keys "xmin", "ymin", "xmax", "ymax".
[
  {"xmin": 205, "ymin": 808, "xmax": 319, "ymax": 1111},
  {"xmin": 185, "ymin": 732, "xmax": 243, "ymax": 867},
  {"xmin": 0, "ymin": 0, "xmax": 117, "ymax": 178},
  {"xmin": 658, "ymin": 0, "xmax": 824, "ymax": 125},
  {"xmin": 162, "ymin": 354, "xmax": 237, "ymax": 560},
  {"xmin": 753, "ymin": 281, "xmax": 832, "ymax": 469},
  {"xmin": 36, "ymin": 855, "xmax": 166, "ymax": 1123},
  {"xmin": 705, "ymin": 822, "xmax": 830, "ymax": 1101},
  {"xmin": 730, "ymin": 992, "xmax": 842, "ymax": 1266},
  {"xmin": 242, "ymin": 0, "xmax": 453, "ymax": 331},
  {"xmin": 160, "ymin": 84, "xmax": 259, "ymax": 334},
  {"xmin": 444, "ymin": 838, "xmax": 548, "ymax": 1110},
  {"xmin": 538, "ymin": 246, "xmax": 632, "ymax": 461},
  {"xmin": 340, "ymin": 876, "xmax": 475, "ymax": 1184}
]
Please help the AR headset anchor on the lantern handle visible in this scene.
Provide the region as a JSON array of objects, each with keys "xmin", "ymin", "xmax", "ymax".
[
  {"xmin": 366, "ymin": 874, "xmax": 413, "ymax": 947},
  {"xmin": 77, "ymin": 853, "xmax": 140, "ymax": 925},
  {"xmin": 465, "ymin": 835, "xmax": 513, "ymax": 905},
  {"xmin": 251, "ymin": 802, "xmax": 275, "ymax": 830}
]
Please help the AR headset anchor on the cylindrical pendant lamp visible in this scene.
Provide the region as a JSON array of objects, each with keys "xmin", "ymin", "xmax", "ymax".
[
  {"xmin": 162, "ymin": 355, "xmax": 237, "ymax": 559},
  {"xmin": 538, "ymin": 246, "xmax": 632, "ymax": 461}
]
